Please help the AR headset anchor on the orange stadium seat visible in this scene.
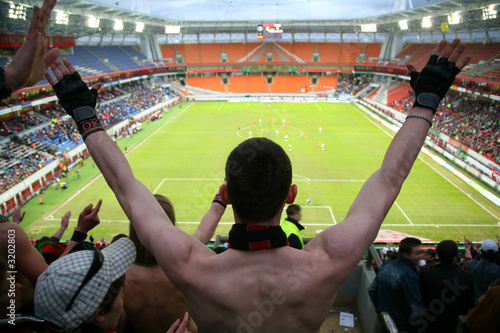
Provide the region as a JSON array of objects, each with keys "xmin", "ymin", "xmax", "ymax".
[
  {"xmin": 160, "ymin": 45, "xmax": 176, "ymax": 63},
  {"xmin": 364, "ymin": 43, "xmax": 382, "ymax": 64},
  {"xmin": 248, "ymin": 75, "xmax": 269, "ymax": 93},
  {"xmin": 227, "ymin": 75, "xmax": 248, "ymax": 93},
  {"xmin": 317, "ymin": 43, "xmax": 341, "ymax": 63},
  {"xmin": 200, "ymin": 44, "xmax": 223, "ymax": 64},
  {"xmin": 202, "ymin": 76, "xmax": 226, "ymax": 92},
  {"xmin": 277, "ymin": 43, "xmax": 317, "ymax": 63},
  {"xmin": 290, "ymin": 74, "xmax": 311, "ymax": 92},
  {"xmin": 176, "ymin": 44, "xmax": 202, "ymax": 64},
  {"xmin": 387, "ymin": 83, "xmax": 411, "ymax": 108},
  {"xmin": 271, "ymin": 75, "xmax": 294, "ymax": 93},
  {"xmin": 222, "ymin": 43, "xmax": 248, "ymax": 62},
  {"xmin": 340, "ymin": 43, "xmax": 365, "ymax": 64}
]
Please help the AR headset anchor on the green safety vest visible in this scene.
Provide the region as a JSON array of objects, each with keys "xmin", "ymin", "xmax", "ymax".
[{"xmin": 280, "ymin": 218, "xmax": 304, "ymax": 249}]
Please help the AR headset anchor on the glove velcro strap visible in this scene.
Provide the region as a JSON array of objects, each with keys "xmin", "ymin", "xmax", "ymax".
[
  {"xmin": 213, "ymin": 193, "xmax": 227, "ymax": 208},
  {"xmin": 73, "ymin": 106, "xmax": 104, "ymax": 140},
  {"xmin": 413, "ymin": 92, "xmax": 441, "ymax": 113}
]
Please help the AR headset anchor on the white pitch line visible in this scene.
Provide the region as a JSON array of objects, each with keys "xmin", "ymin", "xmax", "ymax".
[
  {"xmin": 316, "ymin": 104, "xmax": 322, "ymax": 111},
  {"xmin": 302, "ymin": 205, "xmax": 337, "ymax": 224},
  {"xmin": 46, "ymin": 104, "xmax": 194, "ymax": 220},
  {"xmin": 394, "ymin": 201, "xmax": 413, "ymax": 225},
  {"xmin": 218, "ymin": 103, "xmax": 224, "ymax": 111},
  {"xmin": 383, "ymin": 224, "xmax": 499, "ymax": 227},
  {"xmin": 351, "ymin": 104, "xmax": 500, "ymax": 221}
]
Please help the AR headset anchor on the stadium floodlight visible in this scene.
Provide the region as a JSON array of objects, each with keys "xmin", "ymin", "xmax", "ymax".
[
  {"xmin": 55, "ymin": 10, "xmax": 69, "ymax": 25},
  {"xmin": 8, "ymin": 2, "xmax": 26, "ymax": 20},
  {"xmin": 448, "ymin": 12, "xmax": 461, "ymax": 25},
  {"xmin": 399, "ymin": 20, "xmax": 408, "ymax": 30},
  {"xmin": 114, "ymin": 19, "xmax": 123, "ymax": 31},
  {"xmin": 136, "ymin": 22, "xmax": 144, "ymax": 32},
  {"xmin": 361, "ymin": 24, "xmax": 377, "ymax": 32},
  {"xmin": 165, "ymin": 25, "xmax": 181, "ymax": 34},
  {"xmin": 422, "ymin": 16, "xmax": 432, "ymax": 28},
  {"xmin": 482, "ymin": 5, "xmax": 497, "ymax": 20},
  {"xmin": 87, "ymin": 16, "xmax": 100, "ymax": 28}
]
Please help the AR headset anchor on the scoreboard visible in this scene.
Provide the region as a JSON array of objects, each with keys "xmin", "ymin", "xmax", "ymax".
[{"xmin": 257, "ymin": 24, "xmax": 283, "ymax": 39}]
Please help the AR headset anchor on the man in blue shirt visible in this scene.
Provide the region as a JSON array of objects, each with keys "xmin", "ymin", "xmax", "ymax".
[
  {"xmin": 369, "ymin": 237, "xmax": 426, "ymax": 333},
  {"xmin": 465, "ymin": 238, "xmax": 500, "ymax": 301}
]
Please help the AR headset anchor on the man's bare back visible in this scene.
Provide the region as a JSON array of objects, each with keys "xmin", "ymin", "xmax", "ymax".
[
  {"xmin": 158, "ymin": 245, "xmax": 346, "ymax": 333},
  {"xmin": 124, "ymin": 263, "xmax": 197, "ymax": 333}
]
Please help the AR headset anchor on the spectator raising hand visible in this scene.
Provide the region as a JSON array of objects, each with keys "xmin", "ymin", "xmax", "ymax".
[
  {"xmin": 166, "ymin": 313, "xmax": 191, "ymax": 333},
  {"xmin": 2, "ymin": 0, "xmax": 60, "ymax": 95},
  {"xmin": 11, "ymin": 206, "xmax": 25, "ymax": 224}
]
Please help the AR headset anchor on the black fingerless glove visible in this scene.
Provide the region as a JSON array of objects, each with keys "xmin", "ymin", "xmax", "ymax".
[
  {"xmin": 53, "ymin": 72, "xmax": 104, "ymax": 139},
  {"xmin": 410, "ymin": 54, "xmax": 461, "ymax": 113}
]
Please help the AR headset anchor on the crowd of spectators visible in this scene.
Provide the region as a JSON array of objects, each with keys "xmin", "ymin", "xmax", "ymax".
[
  {"xmin": 336, "ymin": 75, "xmax": 371, "ymax": 95},
  {"xmin": 387, "ymin": 89, "xmax": 500, "ymax": 163},
  {"xmin": 0, "ymin": 113, "xmax": 43, "ymax": 137},
  {"xmin": 0, "ymin": 82, "xmax": 175, "ymax": 194},
  {"xmin": 370, "ymin": 237, "xmax": 500, "ymax": 332}
]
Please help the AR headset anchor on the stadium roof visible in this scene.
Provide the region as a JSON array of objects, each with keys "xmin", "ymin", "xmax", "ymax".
[{"xmin": 0, "ymin": 0, "xmax": 499, "ymax": 42}]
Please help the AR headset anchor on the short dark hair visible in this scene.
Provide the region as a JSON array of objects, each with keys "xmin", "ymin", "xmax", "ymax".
[
  {"xmin": 225, "ymin": 138, "xmax": 292, "ymax": 223},
  {"xmin": 436, "ymin": 240, "xmax": 458, "ymax": 264},
  {"xmin": 482, "ymin": 250, "xmax": 499, "ymax": 262},
  {"xmin": 286, "ymin": 204, "xmax": 301, "ymax": 217},
  {"xmin": 399, "ymin": 237, "xmax": 422, "ymax": 255}
]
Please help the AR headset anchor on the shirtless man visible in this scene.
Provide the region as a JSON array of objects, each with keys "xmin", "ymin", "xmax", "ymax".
[
  {"xmin": 122, "ymin": 192, "xmax": 225, "ymax": 333},
  {"xmin": 45, "ymin": 39, "xmax": 469, "ymax": 332}
]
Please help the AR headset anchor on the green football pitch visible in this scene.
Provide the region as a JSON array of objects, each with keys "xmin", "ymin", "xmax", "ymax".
[{"xmin": 22, "ymin": 101, "xmax": 500, "ymax": 243}]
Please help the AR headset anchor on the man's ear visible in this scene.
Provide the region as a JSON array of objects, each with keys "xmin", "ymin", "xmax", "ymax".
[
  {"xmin": 93, "ymin": 309, "xmax": 106, "ymax": 323},
  {"xmin": 219, "ymin": 183, "xmax": 231, "ymax": 204},
  {"xmin": 285, "ymin": 184, "xmax": 297, "ymax": 204}
]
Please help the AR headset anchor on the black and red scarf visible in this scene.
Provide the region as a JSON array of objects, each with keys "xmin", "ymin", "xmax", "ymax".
[{"xmin": 228, "ymin": 223, "xmax": 288, "ymax": 251}]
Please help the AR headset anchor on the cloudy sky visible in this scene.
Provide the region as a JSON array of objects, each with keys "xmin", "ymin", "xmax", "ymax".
[{"xmin": 89, "ymin": 0, "xmax": 446, "ymax": 21}]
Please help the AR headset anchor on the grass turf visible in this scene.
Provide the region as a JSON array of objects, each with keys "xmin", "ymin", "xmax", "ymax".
[{"xmin": 21, "ymin": 101, "xmax": 500, "ymax": 243}]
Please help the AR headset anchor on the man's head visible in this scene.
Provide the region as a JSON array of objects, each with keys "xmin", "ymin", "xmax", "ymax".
[
  {"xmin": 481, "ymin": 239, "xmax": 499, "ymax": 262},
  {"xmin": 129, "ymin": 194, "xmax": 175, "ymax": 263},
  {"xmin": 399, "ymin": 237, "xmax": 424, "ymax": 266},
  {"xmin": 286, "ymin": 204, "xmax": 302, "ymax": 221},
  {"xmin": 436, "ymin": 240, "xmax": 458, "ymax": 265},
  {"xmin": 34, "ymin": 237, "xmax": 136, "ymax": 331},
  {"xmin": 425, "ymin": 249, "xmax": 437, "ymax": 263},
  {"xmin": 223, "ymin": 138, "xmax": 295, "ymax": 223}
]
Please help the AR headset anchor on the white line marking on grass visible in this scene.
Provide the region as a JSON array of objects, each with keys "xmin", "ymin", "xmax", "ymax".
[
  {"xmin": 418, "ymin": 158, "xmax": 500, "ymax": 220},
  {"xmin": 218, "ymin": 103, "xmax": 224, "ymax": 111},
  {"xmin": 394, "ymin": 201, "xmax": 413, "ymax": 225},
  {"xmin": 302, "ymin": 205, "xmax": 337, "ymax": 224},
  {"xmin": 46, "ymin": 104, "xmax": 194, "ymax": 220},
  {"xmin": 47, "ymin": 175, "xmax": 103, "ymax": 219},
  {"xmin": 316, "ymin": 104, "xmax": 322, "ymax": 111},
  {"xmin": 351, "ymin": 104, "xmax": 500, "ymax": 221}
]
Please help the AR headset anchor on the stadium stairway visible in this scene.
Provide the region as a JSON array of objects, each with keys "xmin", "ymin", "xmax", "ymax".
[
  {"xmin": 238, "ymin": 44, "xmax": 266, "ymax": 62},
  {"xmin": 269, "ymin": 44, "xmax": 290, "ymax": 62},
  {"xmin": 370, "ymin": 82, "xmax": 389, "ymax": 105},
  {"xmin": 273, "ymin": 43, "xmax": 306, "ymax": 63}
]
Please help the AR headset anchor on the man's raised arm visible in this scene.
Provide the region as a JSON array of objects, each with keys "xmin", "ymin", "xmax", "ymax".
[
  {"xmin": 44, "ymin": 59, "xmax": 213, "ymax": 282},
  {"xmin": 306, "ymin": 39, "xmax": 470, "ymax": 275}
]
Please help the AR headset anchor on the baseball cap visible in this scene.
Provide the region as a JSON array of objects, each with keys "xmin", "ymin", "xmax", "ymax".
[
  {"xmin": 34, "ymin": 237, "xmax": 136, "ymax": 330},
  {"xmin": 425, "ymin": 249, "xmax": 437, "ymax": 258},
  {"xmin": 481, "ymin": 239, "xmax": 499, "ymax": 252}
]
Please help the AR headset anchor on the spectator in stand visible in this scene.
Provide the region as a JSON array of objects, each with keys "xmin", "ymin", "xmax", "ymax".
[
  {"xmin": 464, "ymin": 237, "xmax": 500, "ymax": 301},
  {"xmin": 369, "ymin": 237, "xmax": 426, "ymax": 332},
  {"xmin": 466, "ymin": 278, "xmax": 500, "ymax": 333},
  {"xmin": 34, "ymin": 237, "xmax": 136, "ymax": 333},
  {"xmin": 0, "ymin": 201, "xmax": 102, "ymax": 319},
  {"xmin": 0, "ymin": 0, "xmax": 59, "ymax": 100},
  {"xmin": 380, "ymin": 242, "xmax": 397, "ymax": 261},
  {"xmin": 45, "ymin": 39, "xmax": 470, "ymax": 332},
  {"xmin": 420, "ymin": 248, "xmax": 437, "ymax": 271},
  {"xmin": 280, "ymin": 204, "xmax": 305, "ymax": 249},
  {"xmin": 419, "ymin": 240, "xmax": 474, "ymax": 333},
  {"xmin": 123, "ymin": 190, "xmax": 226, "ymax": 333}
]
